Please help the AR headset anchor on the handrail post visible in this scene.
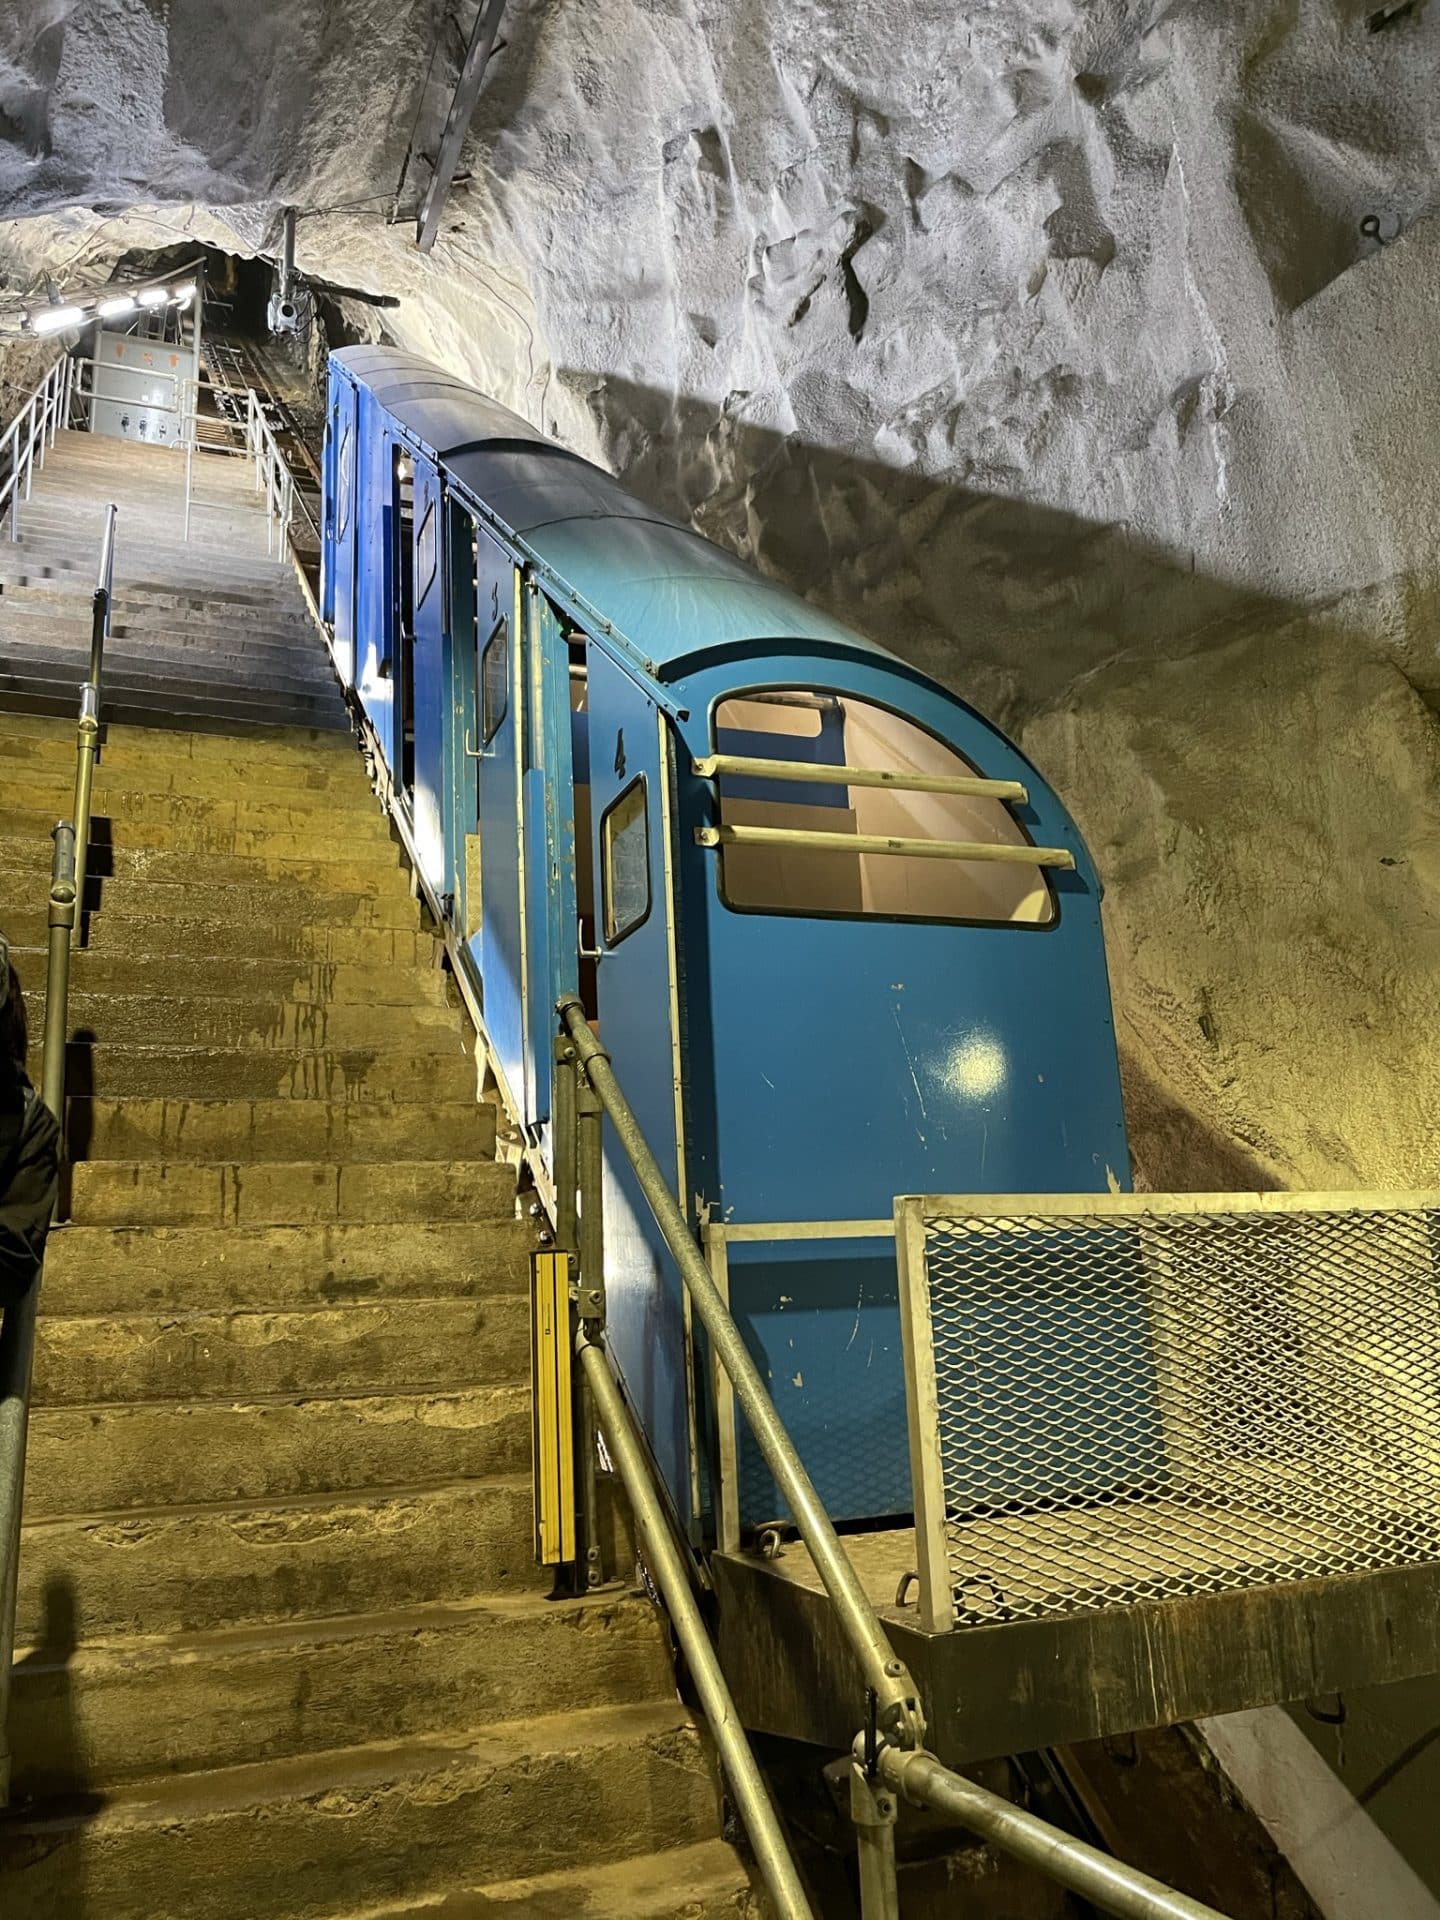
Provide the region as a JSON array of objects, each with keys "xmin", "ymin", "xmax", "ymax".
[
  {"xmin": 558, "ymin": 995, "xmax": 926, "ymax": 1751},
  {"xmin": 573, "ymin": 1057, "xmax": 606, "ymax": 1590},
  {"xmin": 72, "ymin": 505, "xmax": 115, "ymax": 946},
  {"xmin": 577, "ymin": 1332, "xmax": 815, "ymax": 1920},
  {"xmin": 851, "ymin": 1754, "xmax": 901, "ymax": 1920},
  {"xmin": 0, "ymin": 821, "xmax": 76, "ymax": 1807}
]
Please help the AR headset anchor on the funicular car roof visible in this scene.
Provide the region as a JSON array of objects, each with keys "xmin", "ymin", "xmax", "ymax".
[{"xmin": 333, "ymin": 345, "xmax": 901, "ymax": 685}]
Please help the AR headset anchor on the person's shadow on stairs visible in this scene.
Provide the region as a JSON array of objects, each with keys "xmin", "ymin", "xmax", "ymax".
[{"xmin": 8, "ymin": 1573, "xmax": 100, "ymax": 1916}]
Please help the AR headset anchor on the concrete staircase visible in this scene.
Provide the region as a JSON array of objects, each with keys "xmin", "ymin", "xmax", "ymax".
[
  {"xmin": 0, "ymin": 435, "xmax": 753, "ymax": 1915},
  {"xmin": 0, "ymin": 429, "xmax": 342, "ymax": 731}
]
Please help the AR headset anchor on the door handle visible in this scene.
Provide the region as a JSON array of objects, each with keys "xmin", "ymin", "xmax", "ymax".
[{"xmin": 464, "ymin": 729, "xmax": 493, "ymax": 760}]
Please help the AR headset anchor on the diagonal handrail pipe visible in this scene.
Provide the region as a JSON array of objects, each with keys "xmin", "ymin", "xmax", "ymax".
[
  {"xmin": 0, "ymin": 509, "xmax": 114, "ymax": 1805},
  {"xmin": 557, "ymin": 996, "xmax": 1232, "ymax": 1920},
  {"xmin": 558, "ymin": 993, "xmax": 927, "ymax": 1754}
]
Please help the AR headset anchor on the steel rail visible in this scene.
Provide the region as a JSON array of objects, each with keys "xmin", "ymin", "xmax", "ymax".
[
  {"xmin": 577, "ymin": 1335, "xmax": 814, "ymax": 1920},
  {"xmin": 692, "ymin": 754, "xmax": 1028, "ymax": 803},
  {"xmin": 558, "ymin": 995, "xmax": 926, "ymax": 1750},
  {"xmin": 877, "ymin": 1745, "xmax": 1230, "ymax": 1920}
]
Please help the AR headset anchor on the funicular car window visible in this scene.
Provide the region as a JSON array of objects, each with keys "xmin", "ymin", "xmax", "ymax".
[
  {"xmin": 337, "ymin": 424, "xmax": 354, "ymax": 538},
  {"xmin": 415, "ymin": 498, "xmax": 437, "ymax": 607},
  {"xmin": 710, "ymin": 689, "xmax": 1055, "ymax": 926},
  {"xmin": 481, "ymin": 616, "xmax": 509, "ymax": 745},
  {"xmin": 601, "ymin": 776, "xmax": 651, "ymax": 946}
]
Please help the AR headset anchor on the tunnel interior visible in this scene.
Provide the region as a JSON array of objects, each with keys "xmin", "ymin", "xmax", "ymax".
[{"xmin": 0, "ymin": 1, "xmax": 1438, "ymax": 1915}]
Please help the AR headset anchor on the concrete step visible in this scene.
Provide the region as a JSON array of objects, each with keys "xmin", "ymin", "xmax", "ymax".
[
  {"xmin": 26, "ymin": 990, "xmax": 453, "ymax": 1054},
  {"xmin": 0, "ymin": 840, "xmax": 410, "ymax": 896},
  {"xmin": 66, "ymin": 1159, "xmax": 514, "ymax": 1228},
  {"xmin": 0, "ymin": 665, "xmax": 346, "ymax": 733},
  {"xmin": 17, "ymin": 1474, "xmax": 544, "ymax": 1641},
  {"xmin": 7, "ymin": 916, "xmax": 437, "ymax": 968},
  {"xmin": 8, "ymin": 1592, "xmax": 673, "ymax": 1794},
  {"xmin": 0, "ymin": 708, "xmax": 360, "ymax": 773},
  {"xmin": 350, "ymin": 1842, "xmax": 755, "ymax": 1919},
  {"xmin": 0, "ymin": 1704, "xmax": 720, "ymax": 1920},
  {"xmin": 26, "ymin": 1383, "xmax": 531, "ymax": 1513},
  {"xmin": 6, "ymin": 875, "xmax": 422, "ymax": 930},
  {"xmin": 2, "ymin": 576, "xmax": 316, "ymax": 633},
  {"xmin": 63, "ymin": 1095, "xmax": 490, "ymax": 1162},
  {"xmin": 33, "ymin": 1294, "xmax": 527, "ymax": 1405},
  {"xmin": 0, "ymin": 774, "xmax": 387, "ymax": 829},
  {"xmin": 42, "ymin": 953, "xmax": 444, "ymax": 1009},
  {"xmin": 0, "ymin": 637, "xmax": 337, "ymax": 714},
  {"xmin": 37, "ymin": 1041, "xmax": 477, "ymax": 1102},
  {"xmin": 1, "ymin": 802, "xmax": 401, "ymax": 871},
  {"xmin": 42, "ymin": 1219, "xmax": 538, "ymax": 1314},
  {"xmin": 1, "ymin": 606, "xmax": 333, "ymax": 671}
]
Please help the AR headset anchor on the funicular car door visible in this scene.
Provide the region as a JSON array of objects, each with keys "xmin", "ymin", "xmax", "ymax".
[
  {"xmin": 586, "ymin": 646, "xmax": 696, "ymax": 1531},
  {"xmin": 407, "ymin": 456, "xmax": 446, "ymax": 894},
  {"xmin": 328, "ymin": 377, "xmax": 359, "ymax": 682},
  {"xmin": 471, "ymin": 528, "xmax": 527, "ymax": 1112}
]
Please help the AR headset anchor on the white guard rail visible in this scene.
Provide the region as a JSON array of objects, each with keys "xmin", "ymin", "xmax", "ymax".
[{"xmin": 0, "ymin": 354, "xmax": 74, "ymax": 538}]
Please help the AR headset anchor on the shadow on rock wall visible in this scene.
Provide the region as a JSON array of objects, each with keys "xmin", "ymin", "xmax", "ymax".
[{"xmin": 567, "ymin": 372, "xmax": 1440, "ymax": 1193}]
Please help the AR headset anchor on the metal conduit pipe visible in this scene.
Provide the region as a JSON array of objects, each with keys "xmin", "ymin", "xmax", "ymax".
[
  {"xmin": 577, "ymin": 1334, "xmax": 815, "ymax": 1920},
  {"xmin": 558, "ymin": 996, "xmax": 926, "ymax": 1751},
  {"xmin": 876, "ymin": 1745, "xmax": 1232, "ymax": 1920}
]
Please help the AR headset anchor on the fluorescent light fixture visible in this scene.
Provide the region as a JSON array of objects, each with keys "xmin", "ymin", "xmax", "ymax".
[
  {"xmin": 30, "ymin": 304, "xmax": 86, "ymax": 335},
  {"xmin": 137, "ymin": 287, "xmax": 168, "ymax": 308},
  {"xmin": 98, "ymin": 294, "xmax": 137, "ymax": 320}
]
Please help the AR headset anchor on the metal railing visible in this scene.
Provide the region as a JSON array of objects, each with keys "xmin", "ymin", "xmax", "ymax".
[
  {"xmin": 895, "ymin": 1190, "xmax": 1440, "ymax": 1636},
  {"xmin": 552, "ymin": 999, "xmax": 1231, "ymax": 1920},
  {"xmin": 246, "ymin": 389, "xmax": 320, "ymax": 556},
  {"xmin": 0, "ymin": 510, "xmax": 115, "ymax": 1805},
  {"xmin": 1, "ymin": 354, "xmax": 74, "ymax": 539}
]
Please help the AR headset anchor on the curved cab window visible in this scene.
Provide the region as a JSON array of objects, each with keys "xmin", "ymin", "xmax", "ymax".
[
  {"xmin": 711, "ymin": 690, "xmax": 1055, "ymax": 927},
  {"xmin": 601, "ymin": 776, "xmax": 651, "ymax": 946},
  {"xmin": 481, "ymin": 616, "xmax": 509, "ymax": 746}
]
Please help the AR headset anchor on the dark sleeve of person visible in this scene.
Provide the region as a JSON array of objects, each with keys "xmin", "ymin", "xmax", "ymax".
[{"xmin": 0, "ymin": 1093, "xmax": 61, "ymax": 1304}]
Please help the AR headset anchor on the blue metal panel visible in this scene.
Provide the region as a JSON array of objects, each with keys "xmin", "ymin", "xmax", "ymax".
[
  {"xmin": 351, "ymin": 387, "xmax": 396, "ymax": 775},
  {"xmin": 669, "ymin": 656, "xmax": 1131, "ymax": 1529},
  {"xmin": 520, "ymin": 586, "xmax": 578, "ymax": 1129},
  {"xmin": 474, "ymin": 537, "xmax": 526, "ymax": 1111},
  {"xmin": 410, "ymin": 456, "xmax": 447, "ymax": 893},
  {"xmin": 586, "ymin": 649, "xmax": 693, "ymax": 1531},
  {"xmin": 326, "ymin": 370, "xmax": 359, "ymax": 684}
]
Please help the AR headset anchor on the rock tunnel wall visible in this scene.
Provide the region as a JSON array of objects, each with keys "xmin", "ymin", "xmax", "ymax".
[{"xmin": 3, "ymin": 0, "xmax": 1440, "ymax": 1891}]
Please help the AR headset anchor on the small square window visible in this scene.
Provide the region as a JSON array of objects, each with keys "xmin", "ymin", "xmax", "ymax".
[
  {"xmin": 601, "ymin": 776, "xmax": 651, "ymax": 946},
  {"xmin": 481, "ymin": 616, "xmax": 509, "ymax": 745}
]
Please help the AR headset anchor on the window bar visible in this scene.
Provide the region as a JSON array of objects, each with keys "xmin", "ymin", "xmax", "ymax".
[
  {"xmin": 695, "ymin": 823, "xmax": 1075, "ymax": 870},
  {"xmin": 692, "ymin": 754, "xmax": 1027, "ymax": 803}
]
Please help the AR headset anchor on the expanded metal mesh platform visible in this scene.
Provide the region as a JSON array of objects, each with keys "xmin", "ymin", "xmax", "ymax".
[{"xmin": 895, "ymin": 1193, "xmax": 1440, "ymax": 1634}]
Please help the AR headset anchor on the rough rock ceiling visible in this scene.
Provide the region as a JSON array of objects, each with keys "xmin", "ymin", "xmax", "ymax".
[{"xmin": 2, "ymin": 0, "xmax": 1439, "ymax": 1189}]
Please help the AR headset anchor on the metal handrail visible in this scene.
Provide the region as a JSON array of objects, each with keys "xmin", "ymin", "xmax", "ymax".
[
  {"xmin": 575, "ymin": 1334, "xmax": 814, "ymax": 1919},
  {"xmin": 1, "ymin": 353, "xmax": 74, "ymax": 538},
  {"xmin": 0, "ymin": 503, "xmax": 115, "ymax": 1803},
  {"xmin": 692, "ymin": 754, "xmax": 1029, "ymax": 802},
  {"xmin": 558, "ymin": 995, "xmax": 926, "ymax": 1754},
  {"xmin": 557, "ymin": 998, "xmax": 1231, "ymax": 1920}
]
